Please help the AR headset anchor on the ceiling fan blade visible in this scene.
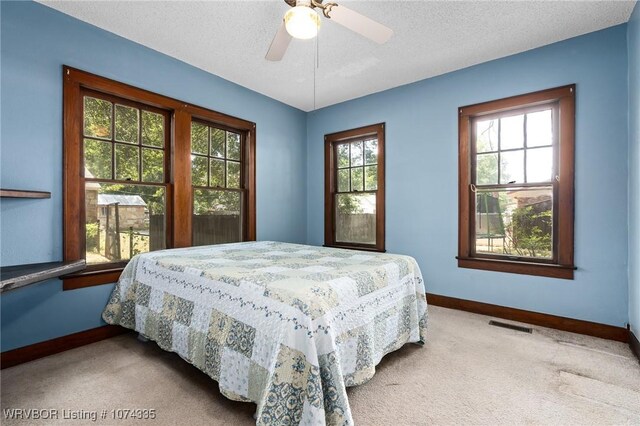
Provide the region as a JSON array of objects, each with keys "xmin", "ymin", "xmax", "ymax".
[
  {"xmin": 326, "ymin": 4, "xmax": 393, "ymax": 44},
  {"xmin": 265, "ymin": 21, "xmax": 292, "ymax": 61}
]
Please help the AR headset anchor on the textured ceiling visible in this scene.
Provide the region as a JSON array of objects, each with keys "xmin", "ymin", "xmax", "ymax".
[{"xmin": 38, "ymin": 1, "xmax": 636, "ymax": 111}]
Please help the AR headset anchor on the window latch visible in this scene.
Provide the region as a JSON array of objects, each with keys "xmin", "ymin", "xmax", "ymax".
[{"xmin": 470, "ymin": 183, "xmax": 477, "ymax": 193}]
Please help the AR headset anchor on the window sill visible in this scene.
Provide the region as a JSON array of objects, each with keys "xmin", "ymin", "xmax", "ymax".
[
  {"xmin": 62, "ymin": 268, "xmax": 123, "ymax": 290},
  {"xmin": 323, "ymin": 244, "xmax": 386, "ymax": 253},
  {"xmin": 457, "ymin": 256, "xmax": 575, "ymax": 280}
]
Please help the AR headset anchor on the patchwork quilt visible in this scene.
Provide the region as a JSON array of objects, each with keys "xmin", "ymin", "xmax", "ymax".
[{"xmin": 102, "ymin": 241, "xmax": 428, "ymax": 425}]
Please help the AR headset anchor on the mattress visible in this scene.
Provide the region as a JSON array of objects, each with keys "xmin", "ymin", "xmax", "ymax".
[{"xmin": 102, "ymin": 241, "xmax": 428, "ymax": 425}]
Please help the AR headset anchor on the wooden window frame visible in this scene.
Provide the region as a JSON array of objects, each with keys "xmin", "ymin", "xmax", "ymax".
[
  {"xmin": 324, "ymin": 123, "xmax": 385, "ymax": 252},
  {"xmin": 190, "ymin": 118, "xmax": 252, "ymax": 244},
  {"xmin": 458, "ymin": 85, "xmax": 576, "ymax": 279},
  {"xmin": 80, "ymin": 88, "xmax": 173, "ymax": 275},
  {"xmin": 63, "ymin": 66, "xmax": 256, "ymax": 290}
]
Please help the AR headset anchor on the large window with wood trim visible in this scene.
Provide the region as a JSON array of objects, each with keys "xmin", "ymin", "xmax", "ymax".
[
  {"xmin": 325, "ymin": 124, "xmax": 385, "ymax": 252},
  {"xmin": 63, "ymin": 67, "xmax": 255, "ymax": 290},
  {"xmin": 458, "ymin": 85, "xmax": 575, "ymax": 279}
]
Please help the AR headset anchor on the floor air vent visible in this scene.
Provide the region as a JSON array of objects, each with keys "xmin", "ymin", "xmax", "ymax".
[{"xmin": 489, "ymin": 320, "xmax": 532, "ymax": 334}]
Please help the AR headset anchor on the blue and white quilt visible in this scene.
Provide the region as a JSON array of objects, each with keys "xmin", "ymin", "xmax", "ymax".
[{"xmin": 103, "ymin": 241, "xmax": 428, "ymax": 425}]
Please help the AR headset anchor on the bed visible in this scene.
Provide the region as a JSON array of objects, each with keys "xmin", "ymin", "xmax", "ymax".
[{"xmin": 102, "ymin": 241, "xmax": 428, "ymax": 425}]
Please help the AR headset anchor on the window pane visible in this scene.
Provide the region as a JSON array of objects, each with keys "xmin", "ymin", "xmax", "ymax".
[
  {"xmin": 85, "ymin": 183, "xmax": 166, "ymax": 264},
  {"xmin": 142, "ymin": 148, "xmax": 164, "ymax": 183},
  {"xmin": 115, "ymin": 104, "xmax": 139, "ymax": 144},
  {"xmin": 500, "ymin": 149, "xmax": 524, "ymax": 184},
  {"xmin": 350, "ymin": 141, "xmax": 363, "ymax": 166},
  {"xmin": 335, "ymin": 193, "xmax": 376, "ymax": 245},
  {"xmin": 351, "ymin": 167, "xmax": 364, "ymax": 192},
  {"xmin": 191, "ymin": 122, "xmax": 208, "ymax": 155},
  {"xmin": 227, "ymin": 132, "xmax": 240, "ymax": 160},
  {"xmin": 141, "ymin": 111, "xmax": 164, "ymax": 147},
  {"xmin": 475, "ymin": 187, "xmax": 553, "ymax": 259},
  {"xmin": 364, "ymin": 139, "xmax": 378, "ymax": 165},
  {"xmin": 83, "ymin": 97, "xmax": 112, "ymax": 139},
  {"xmin": 476, "ymin": 119, "xmax": 498, "ymax": 153},
  {"xmin": 527, "ymin": 110, "xmax": 553, "ymax": 147},
  {"xmin": 115, "ymin": 144, "xmax": 139, "ymax": 181},
  {"xmin": 191, "ymin": 155, "xmax": 208, "ymax": 186},
  {"xmin": 84, "ymin": 139, "xmax": 112, "ymax": 179},
  {"xmin": 526, "ymin": 147, "xmax": 553, "ymax": 183},
  {"xmin": 338, "ymin": 144, "xmax": 349, "ymax": 168},
  {"xmin": 210, "ymin": 158, "xmax": 225, "ymax": 187},
  {"xmin": 500, "ymin": 114, "xmax": 524, "ymax": 150},
  {"xmin": 476, "ymin": 153, "xmax": 498, "ymax": 185},
  {"xmin": 227, "ymin": 161, "xmax": 241, "ymax": 189},
  {"xmin": 338, "ymin": 169, "xmax": 350, "ymax": 192},
  {"xmin": 211, "ymin": 128, "xmax": 225, "ymax": 158},
  {"xmin": 365, "ymin": 165, "xmax": 377, "ymax": 191},
  {"xmin": 193, "ymin": 189, "xmax": 242, "ymax": 246}
]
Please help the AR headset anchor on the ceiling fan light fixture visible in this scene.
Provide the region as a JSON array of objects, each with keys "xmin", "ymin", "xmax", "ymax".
[{"xmin": 284, "ymin": 5, "xmax": 320, "ymax": 40}]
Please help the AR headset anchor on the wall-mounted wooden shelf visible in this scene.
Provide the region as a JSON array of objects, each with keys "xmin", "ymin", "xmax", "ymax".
[
  {"xmin": 0, "ymin": 260, "xmax": 86, "ymax": 293},
  {"xmin": 0, "ymin": 189, "xmax": 51, "ymax": 199}
]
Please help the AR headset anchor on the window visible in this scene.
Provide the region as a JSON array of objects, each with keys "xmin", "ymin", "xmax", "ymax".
[
  {"xmin": 82, "ymin": 91, "xmax": 169, "ymax": 266},
  {"xmin": 63, "ymin": 66, "xmax": 255, "ymax": 289},
  {"xmin": 458, "ymin": 85, "xmax": 575, "ymax": 279},
  {"xmin": 191, "ymin": 121, "xmax": 248, "ymax": 246},
  {"xmin": 324, "ymin": 124, "xmax": 385, "ymax": 252}
]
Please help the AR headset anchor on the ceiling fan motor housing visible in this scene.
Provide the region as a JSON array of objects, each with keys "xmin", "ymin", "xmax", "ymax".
[{"xmin": 285, "ymin": 0, "xmax": 323, "ymax": 8}]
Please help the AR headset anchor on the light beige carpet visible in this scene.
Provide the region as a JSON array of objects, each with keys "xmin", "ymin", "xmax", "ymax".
[{"xmin": 2, "ymin": 306, "xmax": 639, "ymax": 425}]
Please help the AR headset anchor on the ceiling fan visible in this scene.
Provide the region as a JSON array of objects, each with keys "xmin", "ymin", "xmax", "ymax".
[{"xmin": 266, "ymin": 0, "xmax": 393, "ymax": 61}]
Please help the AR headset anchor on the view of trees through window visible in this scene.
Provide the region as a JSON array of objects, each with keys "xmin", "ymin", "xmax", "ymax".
[
  {"xmin": 473, "ymin": 109, "xmax": 555, "ymax": 259},
  {"xmin": 83, "ymin": 95, "xmax": 167, "ymax": 264},
  {"xmin": 335, "ymin": 139, "xmax": 378, "ymax": 245},
  {"xmin": 66, "ymin": 68, "xmax": 257, "ymax": 287},
  {"xmin": 191, "ymin": 121, "xmax": 244, "ymax": 246}
]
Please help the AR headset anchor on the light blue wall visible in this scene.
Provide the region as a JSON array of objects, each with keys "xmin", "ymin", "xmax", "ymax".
[
  {"xmin": 307, "ymin": 25, "xmax": 630, "ymax": 327},
  {"xmin": 0, "ymin": 1, "xmax": 307, "ymax": 351},
  {"xmin": 629, "ymin": 2, "xmax": 640, "ymax": 336},
  {"xmin": 1, "ymin": 1, "xmax": 635, "ymax": 352}
]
